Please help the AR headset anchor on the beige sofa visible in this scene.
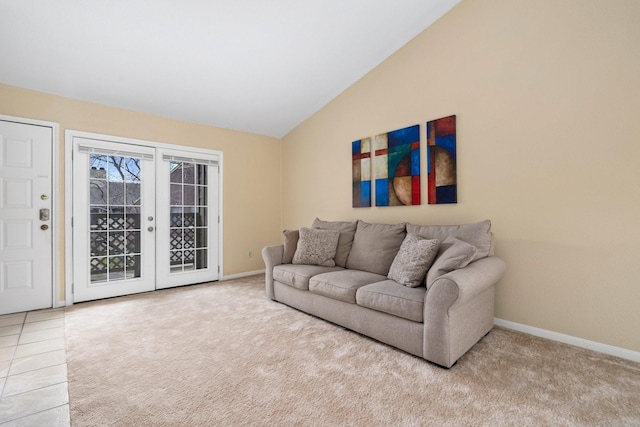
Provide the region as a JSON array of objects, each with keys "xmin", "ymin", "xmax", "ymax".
[{"xmin": 262, "ymin": 219, "xmax": 506, "ymax": 368}]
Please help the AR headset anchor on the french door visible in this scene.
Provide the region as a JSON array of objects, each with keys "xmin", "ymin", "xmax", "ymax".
[
  {"xmin": 71, "ymin": 136, "xmax": 219, "ymax": 303},
  {"xmin": 156, "ymin": 149, "xmax": 219, "ymax": 289}
]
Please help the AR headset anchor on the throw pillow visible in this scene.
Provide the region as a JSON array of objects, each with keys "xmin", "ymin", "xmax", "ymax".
[
  {"xmin": 346, "ymin": 220, "xmax": 407, "ymax": 276},
  {"xmin": 425, "ymin": 236, "xmax": 477, "ymax": 289},
  {"xmin": 388, "ymin": 234, "xmax": 440, "ymax": 287},
  {"xmin": 282, "ymin": 229, "xmax": 299, "ymax": 264},
  {"xmin": 292, "ymin": 227, "xmax": 340, "ymax": 267},
  {"xmin": 311, "ymin": 218, "xmax": 357, "ymax": 268}
]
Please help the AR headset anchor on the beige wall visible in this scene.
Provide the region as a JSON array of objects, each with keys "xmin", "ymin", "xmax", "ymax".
[
  {"xmin": 0, "ymin": 84, "xmax": 282, "ymax": 301},
  {"xmin": 282, "ymin": 0, "xmax": 640, "ymax": 352}
]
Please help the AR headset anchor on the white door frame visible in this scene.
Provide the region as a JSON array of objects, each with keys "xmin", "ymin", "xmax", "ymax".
[
  {"xmin": 64, "ymin": 130, "xmax": 224, "ymax": 306},
  {"xmin": 0, "ymin": 114, "xmax": 60, "ymax": 308}
]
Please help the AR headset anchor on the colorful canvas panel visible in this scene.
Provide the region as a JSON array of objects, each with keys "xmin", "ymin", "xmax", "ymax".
[
  {"xmin": 352, "ymin": 137, "xmax": 371, "ymax": 207},
  {"xmin": 427, "ymin": 115, "xmax": 457, "ymax": 204},
  {"xmin": 374, "ymin": 124, "xmax": 420, "ymax": 207}
]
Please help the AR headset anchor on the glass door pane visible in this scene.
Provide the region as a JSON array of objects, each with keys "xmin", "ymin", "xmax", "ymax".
[
  {"xmin": 169, "ymin": 161, "xmax": 209, "ymax": 274},
  {"xmin": 89, "ymin": 154, "xmax": 143, "ymax": 283}
]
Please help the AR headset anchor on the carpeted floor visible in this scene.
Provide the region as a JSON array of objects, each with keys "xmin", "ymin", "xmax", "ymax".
[{"xmin": 65, "ymin": 275, "xmax": 640, "ymax": 426}]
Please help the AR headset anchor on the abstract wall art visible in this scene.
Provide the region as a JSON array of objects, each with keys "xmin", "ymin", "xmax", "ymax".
[
  {"xmin": 426, "ymin": 115, "xmax": 457, "ymax": 204},
  {"xmin": 374, "ymin": 124, "xmax": 420, "ymax": 207},
  {"xmin": 352, "ymin": 137, "xmax": 371, "ymax": 207}
]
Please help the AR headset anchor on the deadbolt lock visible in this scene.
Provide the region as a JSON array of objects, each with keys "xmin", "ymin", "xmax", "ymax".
[
  {"xmin": 41, "ymin": 224, "xmax": 49, "ymax": 231},
  {"xmin": 41, "ymin": 194, "xmax": 49, "ymax": 200}
]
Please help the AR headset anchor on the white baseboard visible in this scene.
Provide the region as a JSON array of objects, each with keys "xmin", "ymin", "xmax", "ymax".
[
  {"xmin": 494, "ymin": 318, "xmax": 640, "ymax": 364},
  {"xmin": 221, "ymin": 269, "xmax": 265, "ymax": 281}
]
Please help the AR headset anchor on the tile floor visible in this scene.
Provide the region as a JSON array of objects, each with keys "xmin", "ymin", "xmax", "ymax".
[{"xmin": 0, "ymin": 309, "xmax": 70, "ymax": 426}]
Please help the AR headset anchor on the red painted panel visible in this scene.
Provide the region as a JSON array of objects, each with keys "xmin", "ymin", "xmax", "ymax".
[{"xmin": 412, "ymin": 175, "xmax": 421, "ymax": 205}]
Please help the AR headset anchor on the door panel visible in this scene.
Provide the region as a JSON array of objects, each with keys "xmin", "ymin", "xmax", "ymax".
[
  {"xmin": 156, "ymin": 149, "xmax": 219, "ymax": 289},
  {"xmin": 0, "ymin": 120, "xmax": 53, "ymax": 314},
  {"xmin": 72, "ymin": 138, "xmax": 156, "ymax": 302}
]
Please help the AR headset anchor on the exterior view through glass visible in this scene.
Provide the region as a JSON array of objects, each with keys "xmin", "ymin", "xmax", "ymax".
[
  {"xmin": 89, "ymin": 154, "xmax": 142, "ymax": 283},
  {"xmin": 169, "ymin": 161, "xmax": 208, "ymax": 273}
]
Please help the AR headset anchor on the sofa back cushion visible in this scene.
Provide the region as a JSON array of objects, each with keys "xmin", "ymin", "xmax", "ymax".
[
  {"xmin": 312, "ymin": 218, "xmax": 357, "ymax": 268},
  {"xmin": 406, "ymin": 219, "xmax": 492, "ymax": 262},
  {"xmin": 282, "ymin": 229, "xmax": 300, "ymax": 264},
  {"xmin": 346, "ymin": 220, "xmax": 406, "ymax": 275}
]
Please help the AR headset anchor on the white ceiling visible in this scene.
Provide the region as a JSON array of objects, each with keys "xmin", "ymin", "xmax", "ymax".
[{"xmin": 0, "ymin": 0, "xmax": 460, "ymax": 138}]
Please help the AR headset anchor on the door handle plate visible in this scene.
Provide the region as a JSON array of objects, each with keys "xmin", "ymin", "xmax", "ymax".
[{"xmin": 39, "ymin": 208, "xmax": 50, "ymax": 221}]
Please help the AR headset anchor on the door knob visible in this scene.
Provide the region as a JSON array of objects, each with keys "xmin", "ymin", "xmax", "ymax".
[
  {"xmin": 41, "ymin": 194, "xmax": 49, "ymax": 200},
  {"xmin": 148, "ymin": 226, "xmax": 154, "ymax": 232}
]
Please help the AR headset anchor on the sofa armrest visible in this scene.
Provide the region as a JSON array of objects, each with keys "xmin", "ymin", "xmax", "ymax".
[
  {"xmin": 262, "ymin": 244, "xmax": 284, "ymax": 300},
  {"xmin": 423, "ymin": 256, "xmax": 506, "ymax": 367},
  {"xmin": 426, "ymin": 256, "xmax": 507, "ymax": 312}
]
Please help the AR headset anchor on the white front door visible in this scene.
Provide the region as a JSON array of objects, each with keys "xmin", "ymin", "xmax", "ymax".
[
  {"xmin": 0, "ymin": 120, "xmax": 53, "ymax": 315},
  {"xmin": 72, "ymin": 138, "xmax": 156, "ymax": 302}
]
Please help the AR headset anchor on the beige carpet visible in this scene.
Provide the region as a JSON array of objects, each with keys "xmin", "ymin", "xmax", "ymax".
[{"xmin": 65, "ymin": 275, "xmax": 640, "ymax": 426}]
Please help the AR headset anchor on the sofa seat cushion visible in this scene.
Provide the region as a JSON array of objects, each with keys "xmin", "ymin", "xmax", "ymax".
[
  {"xmin": 309, "ymin": 270, "xmax": 387, "ymax": 304},
  {"xmin": 356, "ymin": 280, "xmax": 426, "ymax": 323},
  {"xmin": 273, "ymin": 264, "xmax": 344, "ymax": 290}
]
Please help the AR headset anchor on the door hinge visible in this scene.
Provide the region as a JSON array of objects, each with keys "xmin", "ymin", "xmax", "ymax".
[
  {"xmin": 218, "ymin": 266, "xmax": 220, "ymax": 273},
  {"xmin": 71, "ymin": 216, "xmax": 73, "ymax": 227},
  {"xmin": 71, "ymin": 283, "xmax": 74, "ymax": 294}
]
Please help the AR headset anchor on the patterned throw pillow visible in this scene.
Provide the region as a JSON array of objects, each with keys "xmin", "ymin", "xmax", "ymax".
[
  {"xmin": 387, "ymin": 234, "xmax": 440, "ymax": 288},
  {"xmin": 311, "ymin": 218, "xmax": 357, "ymax": 267},
  {"xmin": 292, "ymin": 227, "xmax": 340, "ymax": 267}
]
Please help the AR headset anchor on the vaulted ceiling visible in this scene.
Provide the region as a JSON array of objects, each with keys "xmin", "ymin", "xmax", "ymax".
[{"xmin": 0, "ymin": 0, "xmax": 460, "ymax": 137}]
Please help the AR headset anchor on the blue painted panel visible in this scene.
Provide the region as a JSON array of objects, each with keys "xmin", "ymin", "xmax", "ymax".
[
  {"xmin": 388, "ymin": 125, "xmax": 419, "ymax": 148},
  {"xmin": 352, "ymin": 140, "xmax": 361, "ymax": 156},
  {"xmin": 435, "ymin": 135, "xmax": 456, "ymax": 159},
  {"xmin": 411, "ymin": 148, "xmax": 420, "ymax": 175},
  {"xmin": 436, "ymin": 185, "xmax": 457, "ymax": 204},
  {"xmin": 375, "ymin": 178, "xmax": 389, "ymax": 206},
  {"xmin": 361, "ymin": 180, "xmax": 371, "ymax": 207}
]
